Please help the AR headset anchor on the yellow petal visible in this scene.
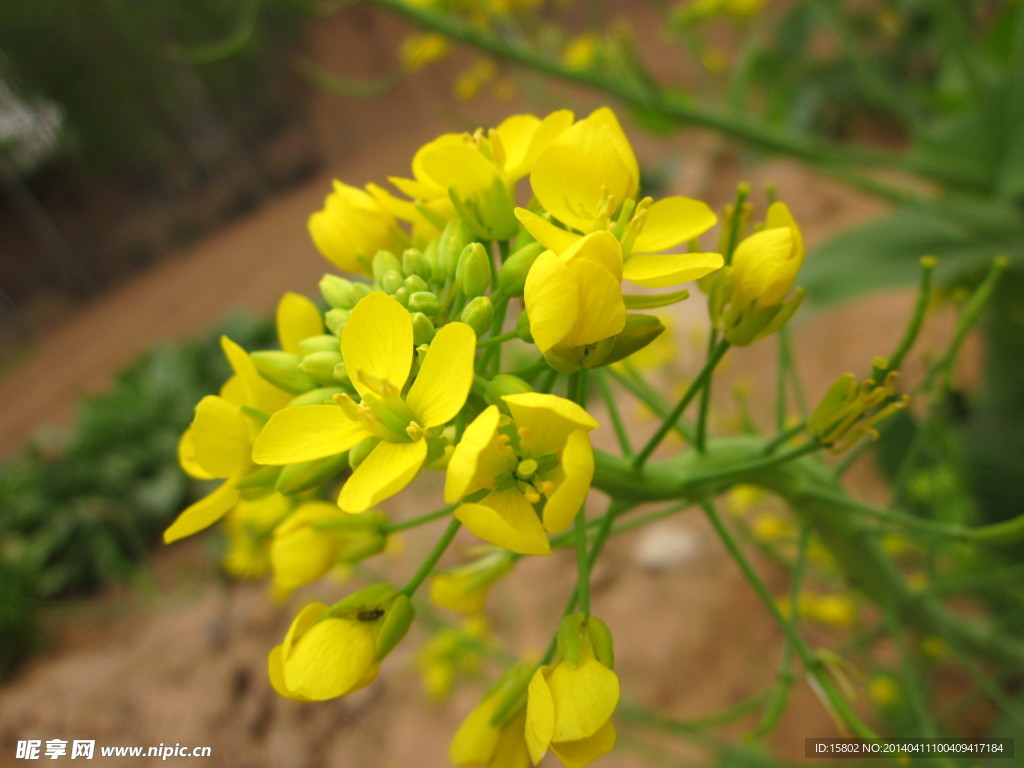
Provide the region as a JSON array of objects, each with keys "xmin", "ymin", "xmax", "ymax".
[
  {"xmin": 430, "ymin": 572, "xmax": 489, "ymax": 615},
  {"xmin": 342, "ymin": 292, "xmax": 414, "ymax": 400},
  {"xmin": 731, "ymin": 227, "xmax": 798, "ymax": 307},
  {"xmin": 282, "ymin": 602, "xmax": 331, "ymax": 658},
  {"xmin": 406, "ymin": 322, "xmax": 476, "ymax": 428},
  {"xmin": 163, "ymin": 479, "xmax": 240, "ymax": 543},
  {"xmin": 524, "ymin": 251, "xmax": 579, "ymax": 354},
  {"xmin": 494, "ymin": 113, "xmax": 540, "ymax": 182},
  {"xmin": 565, "ymin": 230, "xmax": 623, "ymax": 282},
  {"xmin": 579, "ymin": 107, "xmax": 639, "ymax": 198},
  {"xmin": 548, "ymin": 656, "xmax": 620, "ymax": 741},
  {"xmin": 178, "ymin": 427, "xmax": 214, "ymax": 480},
  {"xmin": 514, "ymin": 207, "xmax": 581, "ymax": 253},
  {"xmin": 531, "ymin": 145, "xmax": 608, "ymax": 233},
  {"xmin": 277, "ymin": 292, "xmax": 324, "ymax": 355},
  {"xmin": 551, "ymin": 721, "xmax": 617, "ymax": 768},
  {"xmin": 455, "ymin": 489, "xmax": 551, "ymax": 555},
  {"xmin": 252, "ymin": 405, "xmax": 370, "ymax": 465},
  {"xmin": 190, "ymin": 395, "xmax": 251, "ymax": 478},
  {"xmin": 765, "ymin": 201, "xmax": 804, "ymax": 262},
  {"xmin": 339, "ymin": 439, "xmax": 427, "ymax": 513},
  {"xmin": 283, "ymin": 617, "xmax": 378, "ymax": 700},
  {"xmin": 268, "ymin": 646, "xmax": 311, "ymax": 701},
  {"xmin": 622, "ymin": 251, "xmax": 724, "ymax": 289},
  {"xmin": 221, "ymin": 336, "xmax": 291, "ymax": 413},
  {"xmin": 450, "ymin": 695, "xmax": 502, "ymax": 766},
  {"xmin": 503, "ymin": 393, "xmax": 599, "ymax": 457},
  {"xmin": 525, "ymin": 666, "xmax": 556, "ymax": 764},
  {"xmin": 271, "ymin": 523, "xmax": 340, "ymax": 591},
  {"xmin": 445, "ymin": 406, "xmax": 502, "ymax": 503},
  {"xmin": 490, "ymin": 710, "xmax": 532, "ymax": 768},
  {"xmin": 308, "ymin": 181, "xmax": 393, "ymax": 276},
  {"xmin": 420, "ymin": 142, "xmax": 498, "ymax": 197},
  {"xmin": 561, "ymin": 256, "xmax": 626, "ymax": 348},
  {"xmin": 521, "ymin": 109, "xmax": 575, "ymax": 177},
  {"xmin": 633, "ymin": 196, "xmax": 717, "ymax": 253},
  {"xmin": 541, "ymin": 430, "xmax": 593, "ymax": 534}
]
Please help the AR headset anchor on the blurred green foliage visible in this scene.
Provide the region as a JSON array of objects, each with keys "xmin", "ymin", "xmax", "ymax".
[
  {"xmin": 0, "ymin": 0, "xmax": 304, "ymax": 179},
  {"xmin": 0, "ymin": 313, "xmax": 273, "ymax": 678}
]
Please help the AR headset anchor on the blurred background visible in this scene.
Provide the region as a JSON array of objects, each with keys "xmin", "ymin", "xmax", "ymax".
[{"xmin": 2, "ymin": 1, "xmax": 1022, "ymax": 766}]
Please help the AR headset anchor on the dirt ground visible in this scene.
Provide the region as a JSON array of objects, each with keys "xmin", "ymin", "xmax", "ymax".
[{"xmin": 0, "ymin": 7, "xmax": 982, "ymax": 768}]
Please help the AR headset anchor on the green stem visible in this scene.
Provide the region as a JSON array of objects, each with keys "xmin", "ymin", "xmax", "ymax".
[
  {"xmin": 763, "ymin": 421, "xmax": 805, "ymax": 455},
  {"xmin": 874, "ymin": 256, "xmax": 935, "ymax": 380},
  {"xmin": 574, "ymin": 505, "xmax": 591, "ymax": 617},
  {"xmin": 634, "ymin": 340, "xmax": 730, "ymax": 468},
  {"xmin": 700, "ymin": 497, "xmax": 878, "ymax": 739},
  {"xmin": 477, "ymin": 329, "xmax": 519, "ymax": 347},
  {"xmin": 384, "ymin": 505, "xmax": 455, "ymax": 534},
  {"xmin": 399, "ymin": 517, "xmax": 461, "ymax": 597},
  {"xmin": 608, "ymin": 366, "xmax": 695, "ymax": 442}
]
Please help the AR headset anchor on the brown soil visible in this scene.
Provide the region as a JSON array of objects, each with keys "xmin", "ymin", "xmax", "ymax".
[{"xmin": 0, "ymin": 6, "xmax": 982, "ymax": 767}]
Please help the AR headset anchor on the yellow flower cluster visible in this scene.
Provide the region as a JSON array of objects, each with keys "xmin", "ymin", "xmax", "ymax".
[{"xmin": 165, "ymin": 106, "xmax": 809, "ymax": 767}]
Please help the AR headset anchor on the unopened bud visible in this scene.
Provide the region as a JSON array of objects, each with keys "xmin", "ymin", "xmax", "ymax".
[
  {"xmin": 381, "ymin": 269, "xmax": 405, "ymax": 295},
  {"xmin": 349, "ymin": 436, "xmax": 376, "ymax": 469},
  {"xmin": 286, "ymin": 386, "xmax": 344, "ymax": 407},
  {"xmin": 320, "ymin": 274, "xmax": 360, "ymax": 309},
  {"xmin": 404, "ymin": 274, "xmax": 429, "ymax": 295},
  {"xmin": 585, "ymin": 314, "xmax": 666, "ymax": 369},
  {"xmin": 408, "ymin": 291, "xmax": 441, "ymax": 316},
  {"xmin": 498, "ymin": 242, "xmax": 545, "ymax": 296},
  {"xmin": 324, "ymin": 308, "xmax": 350, "ymax": 335},
  {"xmin": 460, "ymin": 296, "xmax": 494, "ymax": 336},
  {"xmin": 372, "ymin": 250, "xmax": 404, "ymax": 283},
  {"xmin": 403, "ymin": 248, "xmax": 433, "ymax": 281},
  {"xmin": 411, "ymin": 312, "xmax": 435, "ymax": 345},
  {"xmin": 298, "ymin": 334, "xmax": 341, "ymax": 355},
  {"xmin": 456, "ymin": 242, "xmax": 492, "ymax": 298},
  {"xmin": 300, "ymin": 350, "xmax": 345, "ymax": 385},
  {"xmin": 251, "ymin": 351, "xmax": 317, "ymax": 394},
  {"xmin": 516, "ymin": 309, "xmax": 533, "ymax": 343},
  {"xmin": 392, "ymin": 286, "xmax": 410, "ymax": 307}
]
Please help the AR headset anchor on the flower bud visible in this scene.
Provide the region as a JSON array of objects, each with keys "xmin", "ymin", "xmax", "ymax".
[
  {"xmin": 460, "ymin": 296, "xmax": 494, "ymax": 336},
  {"xmin": 324, "ymin": 308, "xmax": 350, "ymax": 335},
  {"xmin": 409, "ymin": 290, "xmax": 442, "ymax": 317},
  {"xmin": 381, "ymin": 268, "xmax": 405, "ymax": 295},
  {"xmin": 404, "ymin": 274, "xmax": 429, "ymax": 295},
  {"xmin": 319, "ymin": 274, "xmax": 359, "ymax": 310},
  {"xmin": 456, "ymin": 242, "xmax": 492, "ymax": 298},
  {"xmin": 349, "ymin": 436, "xmax": 376, "ymax": 469},
  {"xmin": 498, "ymin": 241, "xmax": 545, "ymax": 297},
  {"xmin": 403, "ymin": 247, "xmax": 434, "ymax": 281},
  {"xmin": 441, "ymin": 218, "xmax": 473, "ymax": 281},
  {"xmin": 516, "ymin": 310, "xmax": 533, "ymax": 343},
  {"xmin": 300, "ymin": 350, "xmax": 345, "ymax": 386},
  {"xmin": 250, "ymin": 351, "xmax": 317, "ymax": 394},
  {"xmin": 298, "ymin": 334, "xmax": 341, "ymax": 355},
  {"xmin": 271, "ymin": 504, "xmax": 387, "ymax": 586},
  {"xmin": 411, "ymin": 312, "xmax": 436, "ymax": 345},
  {"xmin": 372, "ymin": 250, "xmax": 404, "ymax": 284},
  {"xmin": 392, "ymin": 286, "xmax": 410, "ymax": 307}
]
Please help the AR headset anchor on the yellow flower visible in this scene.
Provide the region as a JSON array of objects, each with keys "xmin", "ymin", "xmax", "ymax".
[
  {"xmin": 165, "ymin": 337, "xmax": 291, "ymax": 543},
  {"xmin": 451, "ymin": 665, "xmax": 533, "ymax": 768},
  {"xmin": 309, "ymin": 180, "xmax": 404, "ymax": 276},
  {"xmin": 220, "ymin": 492, "xmax": 290, "ymax": 580},
  {"xmin": 516, "ymin": 107, "xmax": 722, "ymax": 289},
  {"xmin": 275, "ymin": 291, "xmax": 324, "ymax": 356},
  {"xmin": 270, "ymin": 502, "xmax": 388, "ymax": 591},
  {"xmin": 430, "ymin": 549, "xmax": 514, "ymax": 614},
  {"xmin": 269, "ymin": 585, "xmax": 413, "ymax": 701},
  {"xmin": 712, "ymin": 202, "xmax": 804, "ymax": 346},
  {"xmin": 445, "ymin": 394, "xmax": 597, "ymax": 555},
  {"xmin": 253, "ymin": 292, "xmax": 476, "ymax": 512},
  {"xmin": 523, "ymin": 231, "xmax": 627, "ymax": 368},
  {"xmin": 388, "ymin": 111, "xmax": 572, "ymax": 241},
  {"xmin": 399, "ymin": 33, "xmax": 449, "ymax": 72},
  {"xmin": 526, "ymin": 615, "xmax": 618, "ymax": 767}
]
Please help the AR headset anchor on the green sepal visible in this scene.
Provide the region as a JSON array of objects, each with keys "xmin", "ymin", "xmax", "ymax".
[
  {"xmin": 411, "ymin": 312, "xmax": 436, "ymax": 345},
  {"xmin": 275, "ymin": 452, "xmax": 351, "ymax": 495},
  {"xmin": 486, "ymin": 375, "xmax": 533, "ymax": 410},
  {"xmin": 409, "ymin": 291, "xmax": 442, "ymax": 317},
  {"xmin": 349, "ymin": 436, "xmax": 377, "ymax": 469},
  {"xmin": 372, "ymin": 250, "xmax": 403, "ymax": 284},
  {"xmin": 587, "ymin": 615, "xmax": 615, "ymax": 670},
  {"xmin": 251, "ymin": 351, "xmax": 318, "ymax": 394},
  {"xmin": 286, "ymin": 387, "xmax": 345, "ymax": 407},
  {"xmin": 319, "ymin": 274, "xmax": 360, "ymax": 310},
  {"xmin": 327, "ymin": 583, "xmax": 397, "ymax": 620},
  {"xmin": 584, "ymin": 314, "xmax": 666, "ymax": 369},
  {"xmin": 623, "ymin": 288, "xmax": 690, "ymax": 309},
  {"xmin": 488, "ymin": 663, "xmax": 534, "ymax": 727},
  {"xmin": 324, "ymin": 308, "xmax": 350, "ymax": 335},
  {"xmin": 233, "ymin": 465, "xmax": 281, "ymax": 490},
  {"xmin": 375, "ymin": 593, "xmax": 415, "ymax": 661},
  {"xmin": 557, "ymin": 613, "xmax": 586, "ymax": 665},
  {"xmin": 403, "ymin": 248, "xmax": 434, "ymax": 282}
]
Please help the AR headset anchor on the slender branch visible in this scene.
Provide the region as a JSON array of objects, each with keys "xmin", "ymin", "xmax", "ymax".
[{"xmin": 399, "ymin": 517, "xmax": 461, "ymax": 596}]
